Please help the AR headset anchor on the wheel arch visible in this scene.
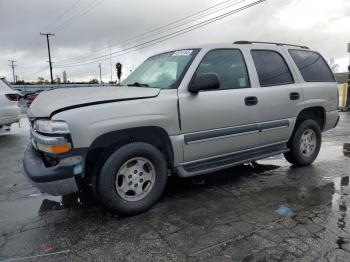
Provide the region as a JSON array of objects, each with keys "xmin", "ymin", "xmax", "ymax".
[
  {"xmin": 84, "ymin": 126, "xmax": 174, "ymax": 181},
  {"xmin": 295, "ymin": 106, "xmax": 326, "ymax": 131}
]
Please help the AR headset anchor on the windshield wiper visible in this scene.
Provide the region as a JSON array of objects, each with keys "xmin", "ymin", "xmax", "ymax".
[{"xmin": 127, "ymin": 82, "xmax": 149, "ymax": 87}]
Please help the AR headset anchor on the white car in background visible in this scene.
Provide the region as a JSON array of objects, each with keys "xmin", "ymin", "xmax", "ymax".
[{"xmin": 0, "ymin": 77, "xmax": 20, "ymax": 130}]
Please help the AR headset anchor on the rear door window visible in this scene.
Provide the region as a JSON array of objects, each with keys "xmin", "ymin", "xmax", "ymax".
[
  {"xmin": 288, "ymin": 50, "xmax": 335, "ymax": 82},
  {"xmin": 251, "ymin": 50, "xmax": 294, "ymax": 87}
]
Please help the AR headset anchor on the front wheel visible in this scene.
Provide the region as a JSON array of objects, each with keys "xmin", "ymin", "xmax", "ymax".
[
  {"xmin": 98, "ymin": 142, "xmax": 168, "ymax": 215},
  {"xmin": 284, "ymin": 119, "xmax": 321, "ymax": 166}
]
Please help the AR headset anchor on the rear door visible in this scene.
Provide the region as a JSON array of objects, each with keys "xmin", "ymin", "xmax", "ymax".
[
  {"xmin": 287, "ymin": 49, "xmax": 338, "ymax": 113},
  {"xmin": 249, "ymin": 48, "xmax": 303, "ymax": 147},
  {"xmin": 178, "ymin": 48, "xmax": 260, "ymax": 163}
]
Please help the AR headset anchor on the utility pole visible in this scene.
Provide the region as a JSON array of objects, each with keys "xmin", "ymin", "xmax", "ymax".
[
  {"xmin": 8, "ymin": 60, "xmax": 16, "ymax": 83},
  {"xmin": 346, "ymin": 43, "xmax": 350, "ymax": 110},
  {"xmin": 98, "ymin": 63, "xmax": 102, "ymax": 84},
  {"xmin": 40, "ymin": 33, "xmax": 55, "ymax": 84},
  {"xmin": 109, "ymin": 41, "xmax": 113, "ymax": 83}
]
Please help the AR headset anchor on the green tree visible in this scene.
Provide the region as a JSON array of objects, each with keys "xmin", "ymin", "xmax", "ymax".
[
  {"xmin": 89, "ymin": 78, "xmax": 99, "ymax": 84},
  {"xmin": 37, "ymin": 77, "xmax": 45, "ymax": 84}
]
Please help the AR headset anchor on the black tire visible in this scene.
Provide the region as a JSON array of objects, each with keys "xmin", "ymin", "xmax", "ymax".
[
  {"xmin": 97, "ymin": 142, "xmax": 168, "ymax": 215},
  {"xmin": 284, "ymin": 119, "xmax": 321, "ymax": 166}
]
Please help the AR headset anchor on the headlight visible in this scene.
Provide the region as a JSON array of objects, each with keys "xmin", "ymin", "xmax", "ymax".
[{"xmin": 35, "ymin": 120, "xmax": 70, "ymax": 134}]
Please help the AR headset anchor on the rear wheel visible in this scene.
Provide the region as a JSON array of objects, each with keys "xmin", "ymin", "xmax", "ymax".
[
  {"xmin": 284, "ymin": 119, "xmax": 321, "ymax": 166},
  {"xmin": 98, "ymin": 142, "xmax": 167, "ymax": 215}
]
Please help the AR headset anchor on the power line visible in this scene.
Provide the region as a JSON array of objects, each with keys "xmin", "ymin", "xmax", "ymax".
[
  {"xmin": 40, "ymin": 0, "xmax": 82, "ymax": 33},
  {"xmin": 40, "ymin": 33, "xmax": 55, "ymax": 83},
  {"xmin": 21, "ymin": 0, "xmax": 81, "ymax": 51},
  {"xmin": 17, "ymin": 65, "xmax": 51, "ymax": 69},
  {"xmin": 18, "ymin": 0, "xmax": 264, "ymax": 80},
  {"xmin": 57, "ymin": 0, "xmax": 261, "ymax": 67},
  {"xmin": 20, "ymin": 0, "xmax": 101, "ymax": 69},
  {"xmin": 8, "ymin": 60, "xmax": 17, "ymax": 83},
  {"xmin": 55, "ymin": 0, "xmax": 243, "ymax": 64},
  {"xmin": 22, "ymin": 66, "xmax": 49, "ymax": 80},
  {"xmin": 52, "ymin": 0, "xmax": 105, "ymax": 33},
  {"xmin": 56, "ymin": 0, "xmax": 265, "ymax": 68},
  {"xmin": 18, "ymin": 1, "xmax": 84, "ymax": 79}
]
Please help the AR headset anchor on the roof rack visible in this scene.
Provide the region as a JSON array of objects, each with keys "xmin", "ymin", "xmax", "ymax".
[{"xmin": 233, "ymin": 41, "xmax": 309, "ymax": 49}]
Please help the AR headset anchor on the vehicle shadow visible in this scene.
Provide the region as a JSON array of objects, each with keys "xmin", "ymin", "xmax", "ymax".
[{"xmin": 162, "ymin": 163, "xmax": 280, "ymax": 199}]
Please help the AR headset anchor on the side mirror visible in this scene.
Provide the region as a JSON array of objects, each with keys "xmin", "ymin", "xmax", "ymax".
[{"xmin": 188, "ymin": 73, "xmax": 220, "ymax": 93}]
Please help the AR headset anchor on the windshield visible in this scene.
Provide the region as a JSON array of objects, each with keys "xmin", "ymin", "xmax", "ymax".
[{"xmin": 122, "ymin": 49, "xmax": 199, "ymax": 89}]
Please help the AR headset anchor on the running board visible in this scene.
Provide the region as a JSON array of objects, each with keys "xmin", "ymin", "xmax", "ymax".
[{"xmin": 176, "ymin": 144, "xmax": 289, "ymax": 178}]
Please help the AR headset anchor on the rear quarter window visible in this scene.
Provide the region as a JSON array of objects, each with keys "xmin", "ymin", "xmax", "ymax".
[{"xmin": 288, "ymin": 50, "xmax": 335, "ymax": 82}]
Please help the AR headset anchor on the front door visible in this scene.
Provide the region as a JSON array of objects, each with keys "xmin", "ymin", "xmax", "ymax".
[{"xmin": 178, "ymin": 48, "xmax": 260, "ymax": 163}]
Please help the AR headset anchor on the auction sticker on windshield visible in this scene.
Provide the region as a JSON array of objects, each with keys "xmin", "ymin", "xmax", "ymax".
[{"xmin": 172, "ymin": 50, "xmax": 193, "ymax": 56}]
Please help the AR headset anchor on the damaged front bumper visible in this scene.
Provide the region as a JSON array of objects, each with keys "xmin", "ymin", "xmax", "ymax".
[{"xmin": 22, "ymin": 144, "xmax": 83, "ymax": 196}]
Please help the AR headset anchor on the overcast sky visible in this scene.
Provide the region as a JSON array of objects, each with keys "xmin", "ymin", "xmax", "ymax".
[{"xmin": 0, "ymin": 0, "xmax": 349, "ymax": 82}]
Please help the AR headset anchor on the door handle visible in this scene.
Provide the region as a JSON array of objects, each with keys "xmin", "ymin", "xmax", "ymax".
[
  {"xmin": 290, "ymin": 92, "xmax": 300, "ymax": 100},
  {"xmin": 245, "ymin": 96, "xmax": 258, "ymax": 106}
]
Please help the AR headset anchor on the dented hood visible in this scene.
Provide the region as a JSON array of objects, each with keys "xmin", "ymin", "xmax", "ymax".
[{"xmin": 28, "ymin": 86, "xmax": 161, "ymax": 118}]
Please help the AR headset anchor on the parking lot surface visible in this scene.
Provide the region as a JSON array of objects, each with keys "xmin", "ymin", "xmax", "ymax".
[{"xmin": 0, "ymin": 114, "xmax": 350, "ymax": 262}]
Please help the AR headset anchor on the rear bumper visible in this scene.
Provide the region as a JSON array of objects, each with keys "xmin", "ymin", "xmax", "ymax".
[{"xmin": 22, "ymin": 144, "xmax": 80, "ymax": 195}]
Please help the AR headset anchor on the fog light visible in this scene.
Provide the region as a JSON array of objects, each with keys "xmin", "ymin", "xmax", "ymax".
[{"xmin": 37, "ymin": 142, "xmax": 72, "ymax": 154}]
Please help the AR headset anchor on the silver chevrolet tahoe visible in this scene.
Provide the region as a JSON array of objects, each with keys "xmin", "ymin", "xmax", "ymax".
[{"xmin": 23, "ymin": 41, "xmax": 340, "ymax": 215}]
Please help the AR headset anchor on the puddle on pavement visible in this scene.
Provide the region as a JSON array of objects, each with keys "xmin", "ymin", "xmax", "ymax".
[
  {"xmin": 331, "ymin": 175, "xmax": 350, "ymax": 250},
  {"xmin": 0, "ymin": 196, "xmax": 58, "ymax": 226},
  {"xmin": 0, "ymin": 192, "xmax": 98, "ymax": 228},
  {"xmin": 38, "ymin": 193, "xmax": 98, "ymax": 213},
  {"xmin": 260, "ymin": 142, "xmax": 349, "ymax": 166},
  {"xmin": 331, "ymin": 176, "xmax": 349, "ymax": 229}
]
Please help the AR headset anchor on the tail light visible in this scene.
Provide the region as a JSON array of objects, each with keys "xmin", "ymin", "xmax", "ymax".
[
  {"xmin": 5, "ymin": 94, "xmax": 20, "ymax": 101},
  {"xmin": 27, "ymin": 94, "xmax": 38, "ymax": 101}
]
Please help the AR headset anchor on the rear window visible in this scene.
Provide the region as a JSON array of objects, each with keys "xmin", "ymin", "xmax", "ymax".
[
  {"xmin": 0, "ymin": 78, "xmax": 13, "ymax": 91},
  {"xmin": 251, "ymin": 50, "xmax": 294, "ymax": 87},
  {"xmin": 0, "ymin": 79, "xmax": 7, "ymax": 91},
  {"xmin": 288, "ymin": 50, "xmax": 335, "ymax": 82}
]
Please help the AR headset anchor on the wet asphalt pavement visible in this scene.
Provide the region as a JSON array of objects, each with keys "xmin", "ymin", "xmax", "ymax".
[{"xmin": 0, "ymin": 114, "xmax": 350, "ymax": 262}]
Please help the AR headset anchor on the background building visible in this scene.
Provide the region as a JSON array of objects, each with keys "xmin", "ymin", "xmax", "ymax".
[{"xmin": 63, "ymin": 70, "xmax": 67, "ymax": 83}]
